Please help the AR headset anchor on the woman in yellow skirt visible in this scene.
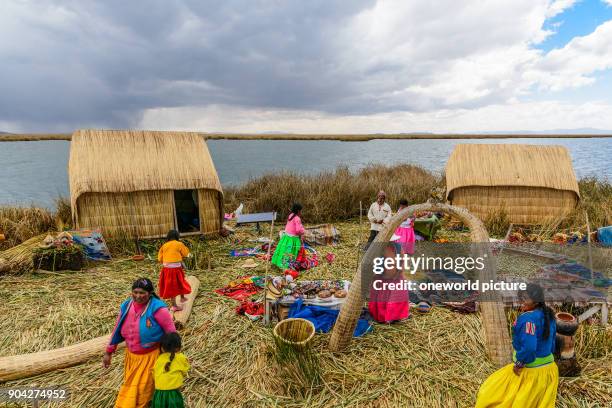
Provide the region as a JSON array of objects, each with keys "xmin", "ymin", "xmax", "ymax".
[
  {"xmin": 476, "ymin": 283, "xmax": 558, "ymax": 408},
  {"xmin": 103, "ymin": 278, "xmax": 177, "ymax": 408}
]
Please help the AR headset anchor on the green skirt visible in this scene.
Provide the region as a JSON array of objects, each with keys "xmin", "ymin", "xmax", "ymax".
[
  {"xmin": 151, "ymin": 389, "xmax": 184, "ymax": 408},
  {"xmin": 271, "ymin": 233, "xmax": 302, "ymax": 270}
]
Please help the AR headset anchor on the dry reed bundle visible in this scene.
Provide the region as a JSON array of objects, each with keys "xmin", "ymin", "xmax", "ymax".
[
  {"xmin": 0, "ymin": 233, "xmax": 47, "ymax": 273},
  {"xmin": 330, "ymin": 203, "xmax": 512, "ymax": 368},
  {"xmin": 173, "ymin": 275, "xmax": 200, "ymax": 328},
  {"xmin": 0, "ymin": 221, "xmax": 609, "ymax": 407}
]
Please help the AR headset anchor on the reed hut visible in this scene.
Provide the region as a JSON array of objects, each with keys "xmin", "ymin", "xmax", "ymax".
[
  {"xmin": 445, "ymin": 144, "xmax": 579, "ymax": 225},
  {"xmin": 69, "ymin": 129, "xmax": 223, "ymax": 238}
]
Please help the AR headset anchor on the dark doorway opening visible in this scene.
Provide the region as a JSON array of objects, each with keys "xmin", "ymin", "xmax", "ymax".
[{"xmin": 174, "ymin": 190, "xmax": 200, "ymax": 233}]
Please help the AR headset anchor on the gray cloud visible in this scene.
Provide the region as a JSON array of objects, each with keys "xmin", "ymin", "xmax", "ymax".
[
  {"xmin": 1, "ymin": 0, "xmax": 609, "ymax": 132},
  {"xmin": 0, "ymin": 0, "xmax": 374, "ymax": 131}
]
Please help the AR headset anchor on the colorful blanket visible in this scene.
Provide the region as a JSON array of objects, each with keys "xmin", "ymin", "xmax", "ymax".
[
  {"xmin": 214, "ymin": 276, "xmax": 264, "ymax": 302},
  {"xmin": 288, "ymin": 244, "xmax": 318, "ymax": 271},
  {"xmin": 70, "ymin": 229, "xmax": 111, "ymax": 261},
  {"xmin": 230, "ymin": 248, "xmax": 260, "ymax": 257},
  {"xmin": 236, "ymin": 301, "xmax": 264, "ymax": 320}
]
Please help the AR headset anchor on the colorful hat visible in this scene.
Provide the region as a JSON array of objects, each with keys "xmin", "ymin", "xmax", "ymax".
[{"xmin": 416, "ymin": 301, "xmax": 431, "ymax": 313}]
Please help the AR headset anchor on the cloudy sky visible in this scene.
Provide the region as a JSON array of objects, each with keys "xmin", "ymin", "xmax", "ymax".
[{"xmin": 2, "ymin": 0, "xmax": 612, "ymax": 133}]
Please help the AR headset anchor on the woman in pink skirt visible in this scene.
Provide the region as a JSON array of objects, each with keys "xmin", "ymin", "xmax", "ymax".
[
  {"xmin": 394, "ymin": 199, "xmax": 415, "ymax": 255},
  {"xmin": 369, "ymin": 243, "xmax": 410, "ymax": 323}
]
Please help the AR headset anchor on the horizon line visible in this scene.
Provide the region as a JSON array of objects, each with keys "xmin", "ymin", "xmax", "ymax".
[{"xmin": 1, "ymin": 132, "xmax": 612, "ymax": 142}]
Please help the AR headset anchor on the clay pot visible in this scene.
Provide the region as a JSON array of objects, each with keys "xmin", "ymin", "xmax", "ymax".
[{"xmin": 556, "ymin": 312, "xmax": 578, "ymax": 336}]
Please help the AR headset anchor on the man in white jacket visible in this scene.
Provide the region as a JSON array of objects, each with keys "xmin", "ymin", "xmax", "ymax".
[{"xmin": 366, "ymin": 190, "xmax": 392, "ymax": 249}]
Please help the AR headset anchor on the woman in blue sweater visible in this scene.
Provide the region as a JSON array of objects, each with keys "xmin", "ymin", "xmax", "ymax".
[{"xmin": 476, "ymin": 283, "xmax": 558, "ymax": 408}]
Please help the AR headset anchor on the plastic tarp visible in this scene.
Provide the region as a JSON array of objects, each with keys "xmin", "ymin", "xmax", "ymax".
[
  {"xmin": 288, "ymin": 298, "xmax": 372, "ymax": 337},
  {"xmin": 597, "ymin": 226, "xmax": 612, "ymax": 246},
  {"xmin": 70, "ymin": 229, "xmax": 111, "ymax": 261}
]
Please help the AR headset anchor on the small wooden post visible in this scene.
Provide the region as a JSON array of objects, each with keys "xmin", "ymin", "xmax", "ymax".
[
  {"xmin": 265, "ymin": 213, "xmax": 275, "ymax": 276},
  {"xmin": 584, "ymin": 212, "xmax": 606, "ymax": 326},
  {"xmin": 585, "ymin": 212, "xmax": 594, "ymax": 285},
  {"xmin": 357, "ymin": 201, "xmax": 364, "ymax": 265},
  {"xmin": 359, "ymin": 201, "xmax": 363, "ymax": 226},
  {"xmin": 263, "ymin": 212, "xmax": 275, "ymax": 325},
  {"xmin": 497, "ymin": 223, "xmax": 513, "ymax": 256}
]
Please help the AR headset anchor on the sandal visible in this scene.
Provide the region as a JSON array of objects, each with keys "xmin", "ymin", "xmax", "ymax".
[{"xmin": 170, "ymin": 305, "xmax": 183, "ymax": 312}]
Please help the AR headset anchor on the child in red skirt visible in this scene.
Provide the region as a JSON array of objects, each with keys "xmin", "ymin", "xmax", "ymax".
[{"xmin": 158, "ymin": 230, "xmax": 192, "ymax": 311}]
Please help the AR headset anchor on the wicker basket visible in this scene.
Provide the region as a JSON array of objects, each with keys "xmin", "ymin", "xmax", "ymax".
[{"xmin": 273, "ymin": 318, "xmax": 315, "ymax": 351}]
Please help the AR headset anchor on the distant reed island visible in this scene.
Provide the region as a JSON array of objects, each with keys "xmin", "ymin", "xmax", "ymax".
[{"xmin": 1, "ymin": 132, "xmax": 612, "ymax": 142}]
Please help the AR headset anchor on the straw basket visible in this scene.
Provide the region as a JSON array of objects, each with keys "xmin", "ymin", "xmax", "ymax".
[{"xmin": 273, "ymin": 318, "xmax": 315, "ymax": 351}]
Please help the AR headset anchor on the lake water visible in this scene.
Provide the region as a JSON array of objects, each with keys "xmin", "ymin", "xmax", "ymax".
[{"xmin": 1, "ymin": 138, "xmax": 610, "ymax": 208}]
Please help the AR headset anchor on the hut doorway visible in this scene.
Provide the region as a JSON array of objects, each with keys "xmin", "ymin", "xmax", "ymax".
[{"xmin": 174, "ymin": 190, "xmax": 200, "ymax": 233}]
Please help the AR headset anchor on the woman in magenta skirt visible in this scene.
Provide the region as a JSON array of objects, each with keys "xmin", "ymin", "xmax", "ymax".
[{"xmin": 369, "ymin": 242, "xmax": 410, "ymax": 323}]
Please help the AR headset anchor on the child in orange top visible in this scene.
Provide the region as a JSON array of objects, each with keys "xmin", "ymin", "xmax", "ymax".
[{"xmin": 158, "ymin": 230, "xmax": 192, "ymax": 311}]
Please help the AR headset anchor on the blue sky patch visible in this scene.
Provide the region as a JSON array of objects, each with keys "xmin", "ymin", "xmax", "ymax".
[{"xmin": 537, "ymin": 0, "xmax": 612, "ymax": 52}]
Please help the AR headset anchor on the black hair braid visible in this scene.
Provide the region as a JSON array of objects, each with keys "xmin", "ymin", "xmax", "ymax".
[
  {"xmin": 165, "ymin": 351, "xmax": 175, "ymax": 372},
  {"xmin": 160, "ymin": 332, "xmax": 182, "ymax": 372},
  {"xmin": 536, "ymin": 301, "xmax": 555, "ymax": 340},
  {"xmin": 521, "ymin": 283, "xmax": 554, "ymax": 340}
]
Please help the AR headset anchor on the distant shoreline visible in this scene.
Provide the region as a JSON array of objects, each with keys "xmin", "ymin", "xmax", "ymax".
[{"xmin": 2, "ymin": 132, "xmax": 612, "ymax": 142}]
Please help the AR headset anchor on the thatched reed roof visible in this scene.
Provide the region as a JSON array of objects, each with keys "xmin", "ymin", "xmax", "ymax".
[
  {"xmin": 69, "ymin": 129, "xmax": 222, "ymax": 209},
  {"xmin": 445, "ymin": 144, "xmax": 580, "ymax": 199}
]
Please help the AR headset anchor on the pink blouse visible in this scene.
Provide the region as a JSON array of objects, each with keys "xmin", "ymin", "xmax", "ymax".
[
  {"xmin": 285, "ymin": 215, "xmax": 305, "ymax": 236},
  {"xmin": 106, "ymin": 301, "xmax": 176, "ymax": 354}
]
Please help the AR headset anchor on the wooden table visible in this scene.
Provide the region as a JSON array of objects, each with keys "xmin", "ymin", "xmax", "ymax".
[{"xmin": 236, "ymin": 212, "xmax": 277, "ymax": 234}]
